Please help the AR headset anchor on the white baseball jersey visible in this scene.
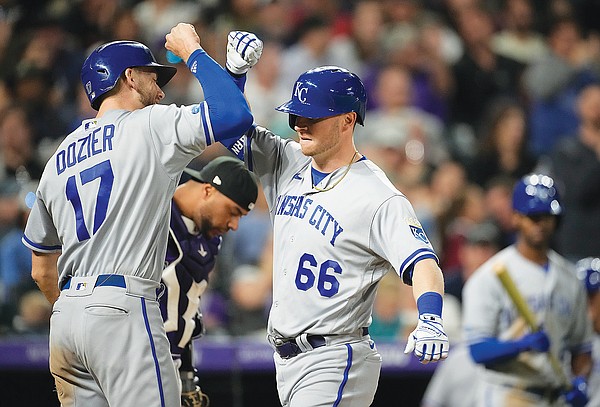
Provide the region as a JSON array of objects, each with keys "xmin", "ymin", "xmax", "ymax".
[
  {"xmin": 462, "ymin": 246, "xmax": 593, "ymax": 390},
  {"xmin": 588, "ymin": 335, "xmax": 600, "ymax": 407},
  {"xmin": 23, "ymin": 104, "xmax": 211, "ymax": 285},
  {"xmin": 241, "ymin": 126, "xmax": 438, "ymax": 339}
]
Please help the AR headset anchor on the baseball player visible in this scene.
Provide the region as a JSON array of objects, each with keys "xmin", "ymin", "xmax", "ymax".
[
  {"xmin": 462, "ymin": 174, "xmax": 593, "ymax": 407},
  {"xmin": 21, "ymin": 23, "xmax": 253, "ymax": 407},
  {"xmin": 576, "ymin": 257, "xmax": 600, "ymax": 407},
  {"xmin": 222, "ymin": 31, "xmax": 449, "ymax": 406},
  {"xmin": 160, "ymin": 156, "xmax": 259, "ymax": 407}
]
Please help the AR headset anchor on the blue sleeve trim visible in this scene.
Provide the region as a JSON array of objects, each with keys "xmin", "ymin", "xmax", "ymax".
[
  {"xmin": 22, "ymin": 234, "xmax": 61, "ymax": 253},
  {"xmin": 200, "ymin": 102, "xmax": 213, "ymax": 145},
  {"xmin": 417, "ymin": 292, "xmax": 443, "ymax": 317},
  {"xmin": 187, "ymin": 49, "xmax": 253, "ymax": 141},
  {"xmin": 400, "ymin": 249, "xmax": 438, "ymax": 285}
]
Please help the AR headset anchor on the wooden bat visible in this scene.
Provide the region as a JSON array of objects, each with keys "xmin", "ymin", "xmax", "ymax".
[{"xmin": 493, "ymin": 263, "xmax": 571, "ymax": 389}]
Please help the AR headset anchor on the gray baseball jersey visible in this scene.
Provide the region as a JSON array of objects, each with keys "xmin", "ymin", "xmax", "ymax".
[
  {"xmin": 462, "ymin": 246, "xmax": 592, "ymax": 396},
  {"xmin": 22, "ymin": 103, "xmax": 214, "ymax": 407},
  {"xmin": 244, "ymin": 126, "xmax": 438, "ymax": 339},
  {"xmin": 236, "ymin": 125, "xmax": 438, "ymax": 406},
  {"xmin": 588, "ymin": 335, "xmax": 600, "ymax": 407},
  {"xmin": 23, "ymin": 105, "xmax": 210, "ymax": 285}
]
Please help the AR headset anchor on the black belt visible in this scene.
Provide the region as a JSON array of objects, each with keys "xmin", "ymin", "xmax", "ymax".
[
  {"xmin": 61, "ymin": 274, "xmax": 126, "ymax": 291},
  {"xmin": 274, "ymin": 327, "xmax": 369, "ymax": 359}
]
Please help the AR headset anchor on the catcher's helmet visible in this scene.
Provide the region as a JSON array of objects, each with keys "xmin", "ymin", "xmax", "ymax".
[
  {"xmin": 576, "ymin": 257, "xmax": 600, "ymax": 295},
  {"xmin": 512, "ymin": 174, "xmax": 562, "ymax": 216},
  {"xmin": 276, "ymin": 66, "xmax": 367, "ymax": 129},
  {"xmin": 81, "ymin": 41, "xmax": 177, "ymax": 110}
]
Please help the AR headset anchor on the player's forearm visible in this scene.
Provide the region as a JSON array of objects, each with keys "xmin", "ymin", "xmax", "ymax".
[
  {"xmin": 411, "ymin": 258, "xmax": 444, "ymax": 300},
  {"xmin": 31, "ymin": 251, "xmax": 60, "ymax": 305},
  {"xmin": 186, "ymin": 49, "xmax": 253, "ymax": 141}
]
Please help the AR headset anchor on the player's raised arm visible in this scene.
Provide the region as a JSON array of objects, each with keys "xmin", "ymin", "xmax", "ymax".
[
  {"xmin": 165, "ymin": 23, "xmax": 253, "ymax": 142},
  {"xmin": 218, "ymin": 30, "xmax": 264, "ymax": 161}
]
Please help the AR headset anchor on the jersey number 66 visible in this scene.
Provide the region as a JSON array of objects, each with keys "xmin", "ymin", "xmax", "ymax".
[{"xmin": 295, "ymin": 253, "xmax": 341, "ymax": 298}]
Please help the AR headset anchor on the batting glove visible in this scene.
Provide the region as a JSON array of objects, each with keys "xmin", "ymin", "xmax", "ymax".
[
  {"xmin": 404, "ymin": 314, "xmax": 449, "ymax": 364},
  {"xmin": 563, "ymin": 376, "xmax": 588, "ymax": 407},
  {"xmin": 226, "ymin": 31, "xmax": 263, "ymax": 75},
  {"xmin": 519, "ymin": 330, "xmax": 550, "ymax": 353}
]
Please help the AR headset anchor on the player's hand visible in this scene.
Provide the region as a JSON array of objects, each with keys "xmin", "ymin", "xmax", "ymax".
[
  {"xmin": 563, "ymin": 376, "xmax": 588, "ymax": 407},
  {"xmin": 165, "ymin": 23, "xmax": 201, "ymax": 63},
  {"xmin": 404, "ymin": 313, "xmax": 449, "ymax": 364},
  {"xmin": 519, "ymin": 330, "xmax": 550, "ymax": 353},
  {"xmin": 226, "ymin": 31, "xmax": 263, "ymax": 75}
]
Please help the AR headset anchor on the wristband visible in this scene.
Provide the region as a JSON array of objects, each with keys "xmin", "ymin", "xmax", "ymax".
[{"xmin": 417, "ymin": 292, "xmax": 443, "ymax": 317}]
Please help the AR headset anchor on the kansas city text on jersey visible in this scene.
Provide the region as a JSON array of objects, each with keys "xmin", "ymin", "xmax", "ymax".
[
  {"xmin": 275, "ymin": 194, "xmax": 343, "ymax": 247},
  {"xmin": 56, "ymin": 124, "xmax": 115, "ymax": 175}
]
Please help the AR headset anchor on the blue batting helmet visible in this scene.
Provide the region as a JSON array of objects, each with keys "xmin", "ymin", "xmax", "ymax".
[
  {"xmin": 576, "ymin": 257, "xmax": 600, "ymax": 295},
  {"xmin": 512, "ymin": 174, "xmax": 562, "ymax": 216},
  {"xmin": 276, "ymin": 66, "xmax": 367, "ymax": 129},
  {"xmin": 81, "ymin": 41, "xmax": 177, "ymax": 110}
]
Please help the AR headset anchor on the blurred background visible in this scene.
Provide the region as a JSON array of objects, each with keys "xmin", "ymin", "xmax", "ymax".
[{"xmin": 1, "ymin": 0, "xmax": 600, "ymax": 405}]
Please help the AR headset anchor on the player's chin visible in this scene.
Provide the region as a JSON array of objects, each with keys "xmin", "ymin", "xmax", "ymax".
[{"xmin": 298, "ymin": 138, "xmax": 316, "ymax": 155}]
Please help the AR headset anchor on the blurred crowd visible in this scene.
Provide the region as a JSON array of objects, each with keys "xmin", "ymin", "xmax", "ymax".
[{"xmin": 0, "ymin": 0, "xmax": 600, "ymax": 351}]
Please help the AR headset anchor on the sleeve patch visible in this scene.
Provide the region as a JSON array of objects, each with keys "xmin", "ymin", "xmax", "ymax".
[{"xmin": 410, "ymin": 225, "xmax": 430, "ymax": 244}]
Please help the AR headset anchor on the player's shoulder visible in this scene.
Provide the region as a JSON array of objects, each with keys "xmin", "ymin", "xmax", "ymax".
[{"xmin": 356, "ymin": 159, "xmax": 406, "ymax": 199}]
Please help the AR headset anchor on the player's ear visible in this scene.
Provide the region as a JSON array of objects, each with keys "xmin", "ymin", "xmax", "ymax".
[{"xmin": 343, "ymin": 112, "xmax": 356, "ymax": 129}]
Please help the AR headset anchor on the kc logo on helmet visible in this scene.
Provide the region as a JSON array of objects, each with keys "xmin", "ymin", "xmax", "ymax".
[{"xmin": 294, "ymin": 82, "xmax": 309, "ymax": 103}]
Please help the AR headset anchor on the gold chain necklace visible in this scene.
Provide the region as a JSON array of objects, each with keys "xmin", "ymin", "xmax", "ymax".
[{"xmin": 312, "ymin": 150, "xmax": 359, "ymax": 192}]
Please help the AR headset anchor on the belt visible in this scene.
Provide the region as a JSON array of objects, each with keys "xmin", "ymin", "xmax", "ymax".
[
  {"xmin": 274, "ymin": 327, "xmax": 369, "ymax": 359},
  {"xmin": 61, "ymin": 274, "xmax": 126, "ymax": 291}
]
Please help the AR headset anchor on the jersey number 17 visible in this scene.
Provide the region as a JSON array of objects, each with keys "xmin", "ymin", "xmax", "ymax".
[{"xmin": 65, "ymin": 160, "xmax": 114, "ymax": 242}]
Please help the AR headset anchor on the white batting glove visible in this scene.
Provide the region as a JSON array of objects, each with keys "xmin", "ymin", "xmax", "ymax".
[
  {"xmin": 404, "ymin": 314, "xmax": 449, "ymax": 364},
  {"xmin": 226, "ymin": 31, "xmax": 263, "ymax": 75}
]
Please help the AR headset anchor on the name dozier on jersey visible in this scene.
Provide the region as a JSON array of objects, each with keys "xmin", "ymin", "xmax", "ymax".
[{"xmin": 56, "ymin": 124, "xmax": 115, "ymax": 175}]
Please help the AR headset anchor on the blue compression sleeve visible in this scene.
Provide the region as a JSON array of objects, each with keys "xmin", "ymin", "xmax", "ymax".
[
  {"xmin": 469, "ymin": 337, "xmax": 528, "ymax": 365},
  {"xmin": 187, "ymin": 49, "xmax": 253, "ymax": 141},
  {"xmin": 226, "ymin": 69, "xmax": 247, "ymax": 92}
]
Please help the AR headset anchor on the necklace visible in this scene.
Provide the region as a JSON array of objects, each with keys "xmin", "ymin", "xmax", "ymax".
[{"xmin": 312, "ymin": 150, "xmax": 359, "ymax": 192}]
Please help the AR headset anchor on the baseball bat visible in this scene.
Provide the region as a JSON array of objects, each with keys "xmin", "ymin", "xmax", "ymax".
[{"xmin": 493, "ymin": 264, "xmax": 571, "ymax": 389}]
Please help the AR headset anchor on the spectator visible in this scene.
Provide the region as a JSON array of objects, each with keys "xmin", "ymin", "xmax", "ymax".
[
  {"xmin": 492, "ymin": 0, "xmax": 548, "ymax": 65},
  {"xmin": 449, "ymin": 6, "xmax": 525, "ymax": 140},
  {"xmin": 523, "ymin": 16, "xmax": 600, "ymax": 156},
  {"xmin": 10, "ymin": 290, "xmax": 51, "ymax": 336},
  {"xmin": 355, "ymin": 64, "xmax": 448, "ymax": 168},
  {"xmin": 467, "ymin": 99, "xmax": 537, "ymax": 187},
  {"xmin": 543, "ymin": 83, "xmax": 600, "ymax": 261},
  {"xmin": 444, "ymin": 221, "xmax": 502, "ymax": 304},
  {"xmin": 0, "ymin": 104, "xmax": 43, "ymax": 181},
  {"xmin": 483, "ymin": 175, "xmax": 518, "ymax": 248}
]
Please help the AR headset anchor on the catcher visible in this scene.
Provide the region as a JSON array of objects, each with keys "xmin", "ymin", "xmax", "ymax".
[{"xmin": 159, "ymin": 156, "xmax": 259, "ymax": 407}]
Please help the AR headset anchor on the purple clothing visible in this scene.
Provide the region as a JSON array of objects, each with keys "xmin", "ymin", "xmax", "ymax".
[{"xmin": 159, "ymin": 202, "xmax": 221, "ymax": 357}]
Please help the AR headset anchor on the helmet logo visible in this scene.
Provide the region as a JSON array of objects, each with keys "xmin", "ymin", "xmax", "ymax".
[
  {"xmin": 294, "ymin": 82, "xmax": 309, "ymax": 103},
  {"xmin": 85, "ymin": 81, "xmax": 92, "ymax": 95}
]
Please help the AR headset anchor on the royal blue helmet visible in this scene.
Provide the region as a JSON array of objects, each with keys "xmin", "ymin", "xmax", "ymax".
[
  {"xmin": 576, "ymin": 257, "xmax": 600, "ymax": 295},
  {"xmin": 81, "ymin": 41, "xmax": 177, "ymax": 110},
  {"xmin": 276, "ymin": 66, "xmax": 367, "ymax": 129},
  {"xmin": 512, "ymin": 174, "xmax": 562, "ymax": 216}
]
